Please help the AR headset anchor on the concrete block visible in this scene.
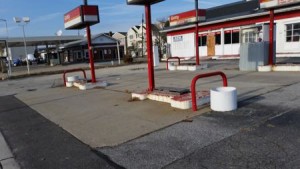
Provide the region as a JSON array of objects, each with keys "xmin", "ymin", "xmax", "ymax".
[
  {"xmin": 272, "ymin": 65, "xmax": 300, "ymax": 71},
  {"xmin": 65, "ymin": 82, "xmax": 73, "ymax": 87},
  {"xmin": 177, "ymin": 65, "xmax": 188, "ymax": 71},
  {"xmin": 147, "ymin": 94, "xmax": 173, "ymax": 104},
  {"xmin": 168, "ymin": 63, "xmax": 176, "ymax": 71},
  {"xmin": 132, "ymin": 92, "xmax": 148, "ymax": 101},
  {"xmin": 258, "ymin": 65, "xmax": 272, "ymax": 72},
  {"xmin": 187, "ymin": 66, "xmax": 197, "ymax": 71}
]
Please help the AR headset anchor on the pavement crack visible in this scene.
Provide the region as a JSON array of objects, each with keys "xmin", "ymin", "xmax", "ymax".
[
  {"xmin": 91, "ymin": 149, "xmax": 126, "ymax": 169},
  {"xmin": 0, "ymin": 157, "xmax": 14, "ymax": 162}
]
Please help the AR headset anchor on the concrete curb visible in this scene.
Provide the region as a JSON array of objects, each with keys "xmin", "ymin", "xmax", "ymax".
[{"xmin": 0, "ymin": 132, "xmax": 20, "ymax": 169}]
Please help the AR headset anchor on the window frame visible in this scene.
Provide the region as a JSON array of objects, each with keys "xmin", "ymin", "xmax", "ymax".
[{"xmin": 286, "ymin": 22, "xmax": 300, "ymax": 42}]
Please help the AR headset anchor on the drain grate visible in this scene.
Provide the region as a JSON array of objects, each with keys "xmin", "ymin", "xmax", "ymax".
[{"xmin": 154, "ymin": 86, "xmax": 190, "ymax": 96}]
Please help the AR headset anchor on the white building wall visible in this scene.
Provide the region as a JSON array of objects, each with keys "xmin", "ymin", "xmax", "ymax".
[
  {"xmin": 276, "ymin": 17, "xmax": 300, "ymax": 57},
  {"xmin": 127, "ymin": 28, "xmax": 138, "ymax": 47},
  {"xmin": 167, "ymin": 16, "xmax": 300, "ymax": 58},
  {"xmin": 199, "ymin": 46, "xmax": 207, "ymax": 57},
  {"xmin": 112, "ymin": 33, "xmax": 127, "ymax": 54},
  {"xmin": 167, "ymin": 33, "xmax": 195, "ymax": 58}
]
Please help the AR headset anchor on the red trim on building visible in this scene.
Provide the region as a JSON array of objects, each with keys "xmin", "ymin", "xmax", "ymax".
[
  {"xmin": 170, "ymin": 9, "xmax": 206, "ymax": 22},
  {"xmin": 167, "ymin": 10, "xmax": 300, "ymax": 36}
]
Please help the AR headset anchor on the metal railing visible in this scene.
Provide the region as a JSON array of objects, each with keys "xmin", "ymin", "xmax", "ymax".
[
  {"xmin": 191, "ymin": 71, "xmax": 228, "ymax": 111},
  {"xmin": 166, "ymin": 57, "xmax": 181, "ymax": 70},
  {"xmin": 63, "ymin": 68, "xmax": 87, "ymax": 86}
]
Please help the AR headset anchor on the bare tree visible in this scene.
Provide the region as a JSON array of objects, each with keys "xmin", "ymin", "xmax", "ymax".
[{"xmin": 155, "ymin": 17, "xmax": 169, "ymax": 60}]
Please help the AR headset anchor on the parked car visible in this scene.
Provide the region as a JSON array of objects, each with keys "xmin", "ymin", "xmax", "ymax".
[{"xmin": 13, "ymin": 58, "xmax": 22, "ymax": 66}]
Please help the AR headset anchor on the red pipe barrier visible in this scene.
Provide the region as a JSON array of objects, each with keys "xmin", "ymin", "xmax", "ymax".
[
  {"xmin": 145, "ymin": 3, "xmax": 155, "ymax": 91},
  {"xmin": 86, "ymin": 26, "xmax": 96, "ymax": 83},
  {"xmin": 195, "ymin": 0, "xmax": 200, "ymax": 65},
  {"xmin": 166, "ymin": 57, "xmax": 181, "ymax": 70},
  {"xmin": 269, "ymin": 9, "xmax": 274, "ymax": 66},
  {"xmin": 63, "ymin": 68, "xmax": 87, "ymax": 86},
  {"xmin": 191, "ymin": 71, "xmax": 228, "ymax": 111}
]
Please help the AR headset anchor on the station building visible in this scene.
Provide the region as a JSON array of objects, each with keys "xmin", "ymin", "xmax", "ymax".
[
  {"xmin": 62, "ymin": 33, "xmax": 124, "ymax": 63},
  {"xmin": 0, "ymin": 34, "xmax": 124, "ymax": 65},
  {"xmin": 163, "ymin": 0, "xmax": 300, "ymax": 59}
]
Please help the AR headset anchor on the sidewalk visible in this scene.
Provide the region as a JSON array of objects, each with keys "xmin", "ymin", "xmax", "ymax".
[
  {"xmin": 0, "ymin": 132, "xmax": 20, "ymax": 169},
  {"xmin": 0, "ymin": 61, "xmax": 128, "ymax": 80}
]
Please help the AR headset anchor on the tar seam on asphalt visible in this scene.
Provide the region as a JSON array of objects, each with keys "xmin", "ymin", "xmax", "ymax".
[{"xmin": 92, "ymin": 149, "xmax": 126, "ymax": 169}]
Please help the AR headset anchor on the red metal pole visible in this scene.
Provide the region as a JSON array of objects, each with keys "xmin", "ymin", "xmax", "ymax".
[
  {"xmin": 166, "ymin": 57, "xmax": 181, "ymax": 70},
  {"xmin": 145, "ymin": 3, "xmax": 155, "ymax": 91},
  {"xmin": 86, "ymin": 25, "xmax": 96, "ymax": 83},
  {"xmin": 195, "ymin": 0, "xmax": 200, "ymax": 65},
  {"xmin": 269, "ymin": 9, "xmax": 274, "ymax": 66},
  {"xmin": 190, "ymin": 71, "xmax": 228, "ymax": 111}
]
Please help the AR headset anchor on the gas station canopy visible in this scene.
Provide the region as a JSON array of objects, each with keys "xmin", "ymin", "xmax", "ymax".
[
  {"xmin": 127, "ymin": 0, "xmax": 164, "ymax": 5},
  {"xmin": 260, "ymin": 0, "xmax": 300, "ymax": 9}
]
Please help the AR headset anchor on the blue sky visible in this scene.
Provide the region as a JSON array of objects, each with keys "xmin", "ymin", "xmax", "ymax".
[{"xmin": 0, "ymin": 0, "xmax": 239, "ymax": 37}]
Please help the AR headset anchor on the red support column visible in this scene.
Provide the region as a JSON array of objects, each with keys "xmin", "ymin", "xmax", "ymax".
[
  {"xmin": 195, "ymin": 0, "xmax": 200, "ymax": 65},
  {"xmin": 145, "ymin": 3, "xmax": 155, "ymax": 91},
  {"xmin": 269, "ymin": 9, "xmax": 274, "ymax": 66},
  {"xmin": 86, "ymin": 25, "xmax": 96, "ymax": 83}
]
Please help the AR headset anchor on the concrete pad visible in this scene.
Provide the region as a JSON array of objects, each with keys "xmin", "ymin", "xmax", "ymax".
[
  {"xmin": 0, "ymin": 133, "xmax": 13, "ymax": 160},
  {"xmin": 0, "ymin": 132, "xmax": 19, "ymax": 169},
  {"xmin": 16, "ymin": 87, "xmax": 204, "ymax": 148},
  {"xmin": 0, "ymin": 159, "xmax": 20, "ymax": 169}
]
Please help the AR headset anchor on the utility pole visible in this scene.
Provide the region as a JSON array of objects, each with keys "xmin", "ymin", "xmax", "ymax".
[{"xmin": 0, "ymin": 19, "xmax": 11, "ymax": 77}]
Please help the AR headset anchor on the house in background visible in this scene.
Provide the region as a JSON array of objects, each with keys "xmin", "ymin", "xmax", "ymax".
[
  {"xmin": 127, "ymin": 24, "xmax": 160, "ymax": 57},
  {"xmin": 61, "ymin": 33, "xmax": 124, "ymax": 63},
  {"xmin": 112, "ymin": 32, "xmax": 127, "ymax": 55}
]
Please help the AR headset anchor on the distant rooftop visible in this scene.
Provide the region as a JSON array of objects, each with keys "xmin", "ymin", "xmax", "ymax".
[{"xmin": 0, "ymin": 35, "xmax": 83, "ymax": 47}]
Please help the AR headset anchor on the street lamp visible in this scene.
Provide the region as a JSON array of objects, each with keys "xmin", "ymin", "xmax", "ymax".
[
  {"xmin": 13, "ymin": 17, "xmax": 30, "ymax": 74},
  {"xmin": 0, "ymin": 18, "xmax": 11, "ymax": 77}
]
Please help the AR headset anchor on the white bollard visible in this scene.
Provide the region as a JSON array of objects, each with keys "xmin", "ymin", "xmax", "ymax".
[
  {"xmin": 210, "ymin": 87, "xmax": 237, "ymax": 112},
  {"xmin": 67, "ymin": 76, "xmax": 79, "ymax": 82},
  {"xmin": 153, "ymin": 45, "xmax": 160, "ymax": 67}
]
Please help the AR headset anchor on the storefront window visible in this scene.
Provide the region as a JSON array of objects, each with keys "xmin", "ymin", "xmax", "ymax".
[
  {"xmin": 243, "ymin": 31, "xmax": 256, "ymax": 43},
  {"xmin": 215, "ymin": 33, "xmax": 221, "ymax": 45},
  {"xmin": 232, "ymin": 31, "xmax": 240, "ymax": 44},
  {"xmin": 224, "ymin": 30, "xmax": 240, "ymax": 44},
  {"xmin": 198, "ymin": 35, "xmax": 207, "ymax": 46},
  {"xmin": 286, "ymin": 23, "xmax": 300, "ymax": 42},
  {"xmin": 225, "ymin": 32, "xmax": 231, "ymax": 44}
]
